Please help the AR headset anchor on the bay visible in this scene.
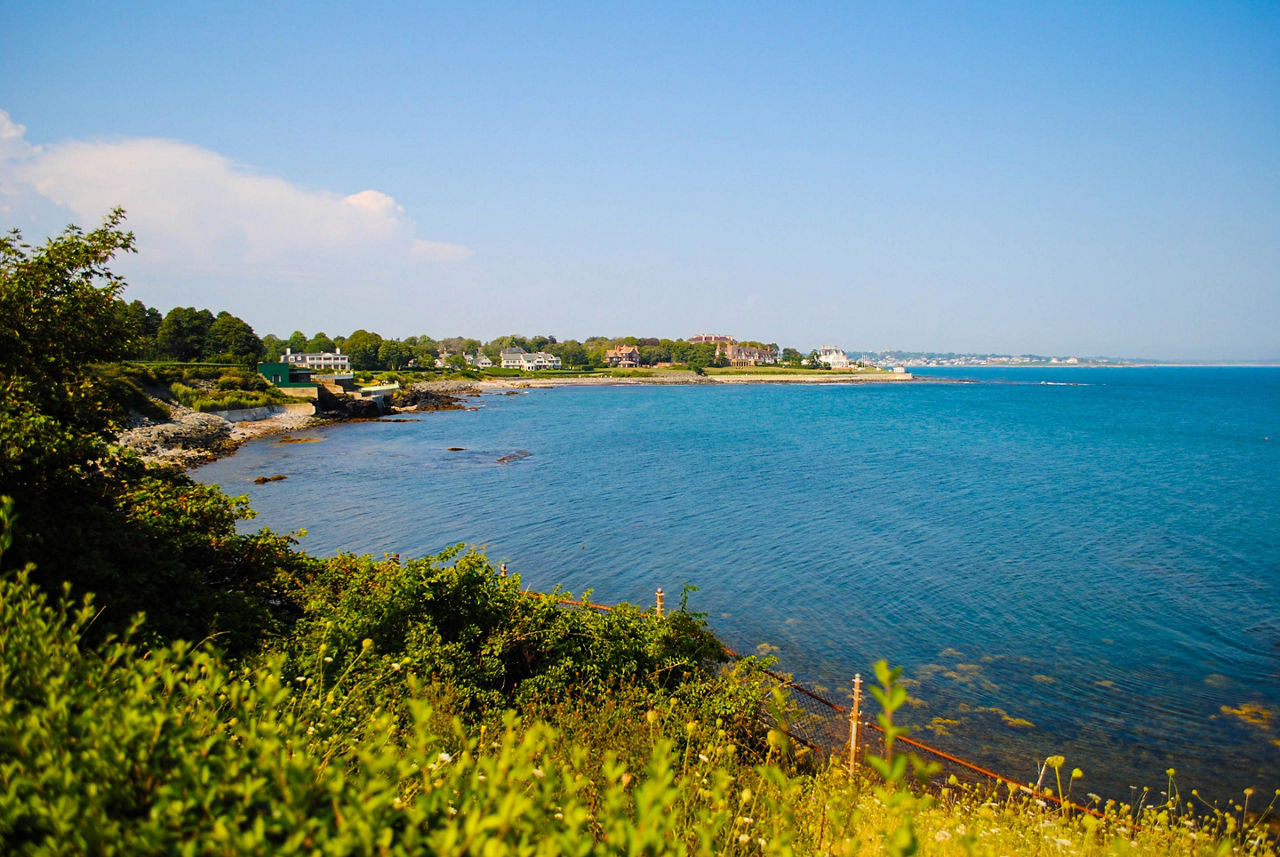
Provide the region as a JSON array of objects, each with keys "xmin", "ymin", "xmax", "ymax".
[{"xmin": 193, "ymin": 367, "xmax": 1280, "ymax": 804}]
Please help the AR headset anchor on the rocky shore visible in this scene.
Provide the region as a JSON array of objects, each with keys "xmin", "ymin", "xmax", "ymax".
[{"xmin": 118, "ymin": 382, "xmax": 480, "ymax": 469}]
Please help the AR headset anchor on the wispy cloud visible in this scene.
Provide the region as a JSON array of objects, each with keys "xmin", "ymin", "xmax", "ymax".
[{"xmin": 0, "ymin": 109, "xmax": 472, "ymax": 332}]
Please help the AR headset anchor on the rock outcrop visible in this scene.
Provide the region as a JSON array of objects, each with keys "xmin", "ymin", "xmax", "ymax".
[
  {"xmin": 393, "ymin": 383, "xmax": 476, "ymax": 413},
  {"xmin": 118, "ymin": 405, "xmax": 237, "ymax": 468}
]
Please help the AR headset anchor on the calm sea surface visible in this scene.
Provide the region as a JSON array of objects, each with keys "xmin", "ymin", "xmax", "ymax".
[{"xmin": 193, "ymin": 367, "xmax": 1280, "ymax": 803}]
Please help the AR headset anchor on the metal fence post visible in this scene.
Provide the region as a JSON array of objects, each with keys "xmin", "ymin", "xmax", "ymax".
[
  {"xmin": 655, "ymin": 588, "xmax": 665, "ymax": 619},
  {"xmin": 849, "ymin": 673, "xmax": 863, "ymax": 773}
]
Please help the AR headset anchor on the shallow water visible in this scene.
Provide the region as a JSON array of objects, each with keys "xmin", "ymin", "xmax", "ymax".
[{"xmin": 194, "ymin": 367, "xmax": 1280, "ymax": 803}]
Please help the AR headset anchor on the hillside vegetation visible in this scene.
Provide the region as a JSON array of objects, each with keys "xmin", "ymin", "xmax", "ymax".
[{"xmin": 2, "ymin": 213, "xmax": 1276, "ymax": 854}]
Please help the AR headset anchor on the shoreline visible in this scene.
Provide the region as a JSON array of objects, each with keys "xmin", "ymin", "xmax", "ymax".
[{"xmin": 467, "ymin": 369, "xmax": 925, "ymax": 390}]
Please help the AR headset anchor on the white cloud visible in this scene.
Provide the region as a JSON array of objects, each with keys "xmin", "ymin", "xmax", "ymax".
[{"xmin": 0, "ymin": 109, "xmax": 473, "ymax": 332}]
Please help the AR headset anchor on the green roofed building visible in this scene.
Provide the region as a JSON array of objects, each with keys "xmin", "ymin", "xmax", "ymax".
[{"xmin": 257, "ymin": 362, "xmax": 315, "ymax": 388}]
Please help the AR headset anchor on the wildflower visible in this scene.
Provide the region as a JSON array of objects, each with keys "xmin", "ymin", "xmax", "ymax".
[
  {"xmin": 323, "ymin": 656, "xmax": 333, "ymax": 663},
  {"xmin": 532, "ymin": 767, "xmax": 544, "ymax": 779},
  {"xmin": 295, "ymin": 676, "xmax": 306, "ymax": 683},
  {"xmin": 1166, "ymin": 768, "xmax": 1176, "ymax": 777},
  {"xmin": 1072, "ymin": 768, "xmax": 1083, "ymax": 779},
  {"xmin": 645, "ymin": 709, "xmax": 658, "ymax": 725},
  {"xmin": 437, "ymin": 752, "xmax": 453, "ymax": 764},
  {"xmin": 738, "ymin": 835, "xmax": 750, "ymax": 844},
  {"xmin": 391, "ymin": 662, "xmax": 401, "ymax": 671},
  {"xmin": 934, "ymin": 831, "xmax": 951, "ymax": 841},
  {"xmin": 306, "ymin": 726, "xmax": 315, "ymax": 736},
  {"xmin": 740, "ymin": 788, "xmax": 753, "ymax": 803},
  {"xmin": 698, "ymin": 754, "xmax": 709, "ymax": 763},
  {"xmin": 756, "ymin": 839, "xmax": 766, "ymax": 848}
]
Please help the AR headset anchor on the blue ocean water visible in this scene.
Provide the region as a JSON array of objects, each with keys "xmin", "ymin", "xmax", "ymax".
[{"xmin": 193, "ymin": 368, "xmax": 1280, "ymax": 803}]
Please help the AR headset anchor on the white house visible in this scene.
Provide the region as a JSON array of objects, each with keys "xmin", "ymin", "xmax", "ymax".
[
  {"xmin": 500, "ymin": 346, "xmax": 560, "ymax": 370},
  {"xmin": 816, "ymin": 346, "xmax": 851, "ymax": 369},
  {"xmin": 284, "ymin": 347, "xmax": 350, "ymax": 371}
]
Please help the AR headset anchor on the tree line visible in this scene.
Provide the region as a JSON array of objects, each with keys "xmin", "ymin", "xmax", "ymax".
[{"xmin": 119, "ymin": 306, "xmax": 827, "ymax": 372}]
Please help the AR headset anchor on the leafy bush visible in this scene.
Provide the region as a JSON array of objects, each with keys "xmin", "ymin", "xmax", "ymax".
[{"xmin": 283, "ymin": 548, "xmax": 734, "ymax": 720}]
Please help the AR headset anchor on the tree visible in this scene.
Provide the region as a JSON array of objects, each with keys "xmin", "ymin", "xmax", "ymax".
[
  {"xmin": 342, "ymin": 329, "xmax": 385, "ymax": 370},
  {"xmin": 286, "ymin": 330, "xmax": 308, "ymax": 353},
  {"xmin": 116, "ymin": 299, "xmax": 162, "ymax": 359},
  {"xmin": 1, "ymin": 208, "xmax": 137, "ymax": 475},
  {"xmin": 204, "ymin": 311, "xmax": 263, "ymax": 366},
  {"xmin": 1, "ymin": 210, "xmax": 311, "ymax": 656},
  {"xmin": 554, "ymin": 340, "xmax": 588, "ymax": 368},
  {"xmin": 781, "ymin": 347, "xmax": 803, "ymax": 367},
  {"xmin": 378, "ymin": 339, "xmax": 413, "ymax": 370},
  {"xmin": 156, "ymin": 306, "xmax": 214, "ymax": 361},
  {"xmin": 307, "ymin": 332, "xmax": 336, "ymax": 353},
  {"xmin": 261, "ymin": 333, "xmax": 284, "ymax": 361}
]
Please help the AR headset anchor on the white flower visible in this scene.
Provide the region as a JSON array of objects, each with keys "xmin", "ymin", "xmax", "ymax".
[
  {"xmin": 934, "ymin": 831, "xmax": 951, "ymax": 841},
  {"xmin": 436, "ymin": 752, "xmax": 453, "ymax": 764},
  {"xmin": 532, "ymin": 768, "xmax": 545, "ymax": 779}
]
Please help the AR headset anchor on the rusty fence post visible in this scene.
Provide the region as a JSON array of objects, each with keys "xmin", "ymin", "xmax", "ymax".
[
  {"xmin": 849, "ymin": 673, "xmax": 863, "ymax": 774},
  {"xmin": 655, "ymin": 588, "xmax": 665, "ymax": 619}
]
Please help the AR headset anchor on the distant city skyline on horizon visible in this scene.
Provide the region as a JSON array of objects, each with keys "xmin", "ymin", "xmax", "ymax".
[{"xmin": 3, "ymin": 2, "xmax": 1276, "ymax": 362}]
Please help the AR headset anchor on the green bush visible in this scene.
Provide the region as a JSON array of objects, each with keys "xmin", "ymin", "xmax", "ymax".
[{"xmin": 283, "ymin": 547, "xmax": 734, "ymax": 720}]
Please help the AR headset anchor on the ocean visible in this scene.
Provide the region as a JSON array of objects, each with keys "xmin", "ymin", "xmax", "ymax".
[{"xmin": 193, "ymin": 367, "xmax": 1280, "ymax": 804}]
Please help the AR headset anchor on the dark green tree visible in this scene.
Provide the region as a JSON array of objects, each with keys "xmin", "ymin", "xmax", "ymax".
[
  {"xmin": 342, "ymin": 329, "xmax": 385, "ymax": 369},
  {"xmin": 155, "ymin": 306, "xmax": 214, "ymax": 361},
  {"xmin": 116, "ymin": 299, "xmax": 162, "ymax": 358},
  {"xmin": 377, "ymin": 339, "xmax": 413, "ymax": 370},
  {"xmin": 203, "ymin": 311, "xmax": 263, "ymax": 366},
  {"xmin": 260, "ymin": 333, "xmax": 284, "ymax": 361},
  {"xmin": 307, "ymin": 332, "xmax": 336, "ymax": 353}
]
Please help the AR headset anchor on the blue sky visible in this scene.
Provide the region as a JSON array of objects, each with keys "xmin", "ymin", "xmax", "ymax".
[{"xmin": 2, "ymin": 2, "xmax": 1277, "ymax": 360}]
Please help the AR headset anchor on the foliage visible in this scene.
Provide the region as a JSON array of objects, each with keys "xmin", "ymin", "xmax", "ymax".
[
  {"xmin": 1, "ymin": 210, "xmax": 137, "ymax": 486},
  {"xmin": 283, "ymin": 547, "xmax": 732, "ymax": 720},
  {"xmin": 204, "ymin": 310, "xmax": 264, "ymax": 366},
  {"xmin": 3, "ymin": 543, "xmax": 1272, "ymax": 856},
  {"xmin": 0, "ymin": 213, "xmax": 311, "ymax": 656}
]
